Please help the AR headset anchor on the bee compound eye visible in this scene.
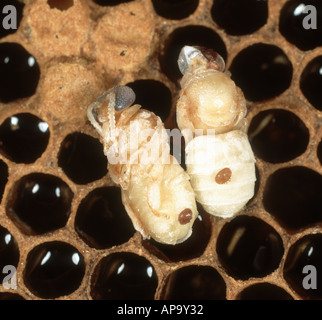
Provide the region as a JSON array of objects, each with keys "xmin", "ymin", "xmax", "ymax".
[{"xmin": 114, "ymin": 86, "xmax": 136, "ymax": 111}]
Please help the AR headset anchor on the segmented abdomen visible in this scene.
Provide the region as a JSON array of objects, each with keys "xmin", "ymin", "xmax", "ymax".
[{"xmin": 185, "ymin": 130, "xmax": 256, "ymax": 218}]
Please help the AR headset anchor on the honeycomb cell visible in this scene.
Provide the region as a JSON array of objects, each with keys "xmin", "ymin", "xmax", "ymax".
[
  {"xmin": 211, "ymin": 0, "xmax": 268, "ymax": 35},
  {"xmin": 248, "ymin": 109, "xmax": 309, "ymax": 163},
  {"xmin": 284, "ymin": 234, "xmax": 322, "ymax": 300},
  {"xmin": 7, "ymin": 173, "xmax": 73, "ymax": 235},
  {"xmin": 216, "ymin": 215, "xmax": 284, "ymax": 280},
  {"xmin": 0, "ymin": 159, "xmax": 8, "ymax": 202},
  {"xmin": 279, "ymin": 0, "xmax": 322, "ymax": 51},
  {"xmin": 58, "ymin": 132, "xmax": 107, "ymax": 185},
  {"xmin": 24, "ymin": 241, "xmax": 85, "ymax": 299},
  {"xmin": 237, "ymin": 283, "xmax": 294, "ymax": 300},
  {"xmin": 263, "ymin": 166, "xmax": 322, "ymax": 230},
  {"xmin": 151, "ymin": 0, "xmax": 199, "ymax": 20},
  {"xmin": 126, "ymin": 80, "xmax": 172, "ymax": 122},
  {"xmin": 142, "ymin": 207, "xmax": 211, "ymax": 262},
  {"xmin": 92, "ymin": 0, "xmax": 134, "ymax": 6},
  {"xmin": 75, "ymin": 187, "xmax": 135, "ymax": 249},
  {"xmin": 47, "ymin": 0, "xmax": 74, "ymax": 11},
  {"xmin": 0, "ymin": 1, "xmax": 24, "ymax": 39},
  {"xmin": 161, "ymin": 265, "xmax": 226, "ymax": 300},
  {"xmin": 91, "ymin": 252, "xmax": 158, "ymax": 300},
  {"xmin": 0, "ymin": 293, "xmax": 25, "ymax": 300},
  {"xmin": 0, "ymin": 113, "xmax": 50, "ymax": 164},
  {"xmin": 300, "ymin": 56, "xmax": 322, "ymax": 111},
  {"xmin": 160, "ymin": 25, "xmax": 227, "ymax": 81},
  {"xmin": 0, "ymin": 43, "xmax": 40, "ymax": 103},
  {"xmin": 230, "ymin": 43, "xmax": 293, "ymax": 102},
  {"xmin": 0, "ymin": 225, "xmax": 19, "ymax": 284}
]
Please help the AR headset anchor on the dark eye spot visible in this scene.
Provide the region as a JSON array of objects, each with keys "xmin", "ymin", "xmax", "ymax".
[
  {"xmin": 114, "ymin": 86, "xmax": 136, "ymax": 111},
  {"xmin": 215, "ymin": 168, "xmax": 232, "ymax": 184},
  {"xmin": 196, "ymin": 46, "xmax": 226, "ymax": 72},
  {"xmin": 178, "ymin": 208, "xmax": 193, "ymax": 225}
]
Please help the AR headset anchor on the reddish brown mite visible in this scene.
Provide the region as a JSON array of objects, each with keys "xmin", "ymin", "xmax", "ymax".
[
  {"xmin": 178, "ymin": 208, "xmax": 193, "ymax": 225},
  {"xmin": 215, "ymin": 168, "xmax": 232, "ymax": 184}
]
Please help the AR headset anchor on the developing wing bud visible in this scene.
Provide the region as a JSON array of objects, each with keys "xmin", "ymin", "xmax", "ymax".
[{"xmin": 88, "ymin": 86, "xmax": 198, "ymax": 245}]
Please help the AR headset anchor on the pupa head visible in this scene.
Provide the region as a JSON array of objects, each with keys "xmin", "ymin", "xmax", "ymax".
[
  {"xmin": 87, "ymin": 86, "xmax": 136, "ymax": 135},
  {"xmin": 112, "ymin": 86, "xmax": 136, "ymax": 111}
]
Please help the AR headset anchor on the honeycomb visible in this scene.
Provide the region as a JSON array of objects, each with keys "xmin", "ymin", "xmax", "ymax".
[{"xmin": 0, "ymin": 0, "xmax": 321, "ymax": 300}]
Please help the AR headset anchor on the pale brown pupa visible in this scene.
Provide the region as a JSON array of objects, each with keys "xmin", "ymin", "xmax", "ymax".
[{"xmin": 88, "ymin": 86, "xmax": 198, "ymax": 244}]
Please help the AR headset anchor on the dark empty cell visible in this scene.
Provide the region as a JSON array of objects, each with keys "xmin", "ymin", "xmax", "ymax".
[
  {"xmin": 24, "ymin": 241, "xmax": 85, "ymax": 299},
  {"xmin": 162, "ymin": 265, "xmax": 226, "ymax": 300},
  {"xmin": 0, "ymin": 159, "xmax": 8, "ymax": 202},
  {"xmin": 170, "ymin": 130, "xmax": 186, "ymax": 170},
  {"xmin": 142, "ymin": 205, "xmax": 211, "ymax": 262},
  {"xmin": 0, "ymin": 43, "xmax": 40, "ymax": 103},
  {"xmin": 0, "ymin": 1, "xmax": 24, "ymax": 39},
  {"xmin": 92, "ymin": 0, "xmax": 134, "ymax": 6},
  {"xmin": 300, "ymin": 56, "xmax": 322, "ymax": 111},
  {"xmin": 279, "ymin": 0, "xmax": 322, "ymax": 51},
  {"xmin": 47, "ymin": 0, "xmax": 74, "ymax": 10},
  {"xmin": 246, "ymin": 165, "xmax": 260, "ymax": 206},
  {"xmin": 284, "ymin": 234, "xmax": 322, "ymax": 300},
  {"xmin": 151, "ymin": 0, "xmax": 199, "ymax": 20},
  {"xmin": 318, "ymin": 140, "xmax": 322, "ymax": 165},
  {"xmin": 58, "ymin": 132, "xmax": 107, "ymax": 185},
  {"xmin": 248, "ymin": 109, "xmax": 309, "ymax": 163},
  {"xmin": 263, "ymin": 166, "xmax": 322, "ymax": 230},
  {"xmin": 160, "ymin": 25, "xmax": 227, "ymax": 81},
  {"xmin": 0, "ymin": 113, "xmax": 50, "ymax": 164},
  {"xmin": 211, "ymin": 0, "xmax": 268, "ymax": 35},
  {"xmin": 91, "ymin": 252, "xmax": 158, "ymax": 300},
  {"xmin": 7, "ymin": 173, "xmax": 73, "ymax": 235},
  {"xmin": 0, "ymin": 293, "xmax": 25, "ymax": 300},
  {"xmin": 254, "ymin": 165, "xmax": 260, "ymax": 196},
  {"xmin": 0, "ymin": 225, "xmax": 19, "ymax": 284},
  {"xmin": 126, "ymin": 80, "xmax": 172, "ymax": 122},
  {"xmin": 238, "ymin": 283, "xmax": 293, "ymax": 300},
  {"xmin": 75, "ymin": 187, "xmax": 135, "ymax": 249},
  {"xmin": 216, "ymin": 215, "xmax": 284, "ymax": 280},
  {"xmin": 230, "ymin": 44, "xmax": 292, "ymax": 102}
]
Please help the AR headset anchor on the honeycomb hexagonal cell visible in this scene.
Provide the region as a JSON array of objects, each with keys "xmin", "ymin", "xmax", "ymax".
[
  {"xmin": 75, "ymin": 186, "xmax": 136, "ymax": 249},
  {"xmin": 0, "ymin": 113, "xmax": 50, "ymax": 164},
  {"xmin": 6, "ymin": 173, "xmax": 73, "ymax": 235},
  {"xmin": 23, "ymin": 241, "xmax": 85, "ymax": 299},
  {"xmin": 0, "ymin": 43, "xmax": 40, "ymax": 103},
  {"xmin": 161, "ymin": 265, "xmax": 226, "ymax": 300},
  {"xmin": 248, "ymin": 109, "xmax": 309, "ymax": 163},
  {"xmin": 0, "ymin": 0, "xmax": 321, "ymax": 301},
  {"xmin": 90, "ymin": 252, "xmax": 158, "ymax": 300}
]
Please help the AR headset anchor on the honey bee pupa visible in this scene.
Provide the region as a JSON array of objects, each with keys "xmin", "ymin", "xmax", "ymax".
[{"xmin": 88, "ymin": 86, "xmax": 198, "ymax": 244}]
